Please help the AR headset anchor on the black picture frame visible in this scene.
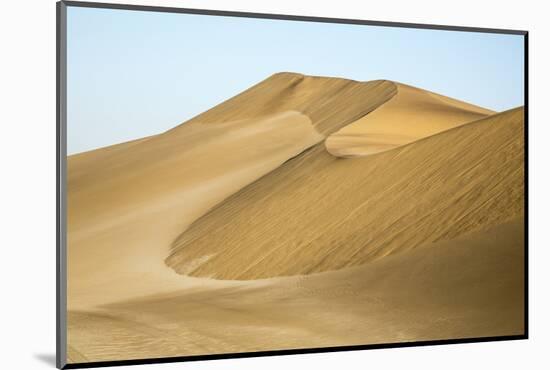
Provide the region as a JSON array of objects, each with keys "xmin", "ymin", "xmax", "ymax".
[{"xmin": 56, "ymin": 1, "xmax": 529, "ymax": 368}]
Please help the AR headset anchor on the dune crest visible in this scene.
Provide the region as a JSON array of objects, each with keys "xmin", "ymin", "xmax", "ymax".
[
  {"xmin": 325, "ymin": 82, "xmax": 494, "ymax": 157},
  {"xmin": 178, "ymin": 72, "xmax": 396, "ymax": 135}
]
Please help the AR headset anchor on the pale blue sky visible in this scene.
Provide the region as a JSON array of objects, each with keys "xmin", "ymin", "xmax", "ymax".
[{"xmin": 67, "ymin": 6, "xmax": 525, "ymax": 154}]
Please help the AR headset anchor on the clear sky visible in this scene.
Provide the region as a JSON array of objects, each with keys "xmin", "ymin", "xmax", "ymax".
[{"xmin": 67, "ymin": 6, "xmax": 525, "ymax": 154}]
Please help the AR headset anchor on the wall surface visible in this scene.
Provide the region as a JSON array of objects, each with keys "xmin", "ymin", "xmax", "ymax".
[{"xmin": 0, "ymin": 0, "xmax": 547, "ymax": 369}]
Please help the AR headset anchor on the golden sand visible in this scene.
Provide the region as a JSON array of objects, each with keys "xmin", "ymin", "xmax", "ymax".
[{"xmin": 66, "ymin": 73, "xmax": 525, "ymax": 363}]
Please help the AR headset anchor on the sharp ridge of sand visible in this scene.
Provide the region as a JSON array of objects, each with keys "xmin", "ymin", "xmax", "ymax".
[{"xmin": 169, "ymin": 72, "xmax": 397, "ymax": 136}]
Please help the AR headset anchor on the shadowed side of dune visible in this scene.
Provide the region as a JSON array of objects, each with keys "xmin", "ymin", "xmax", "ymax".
[
  {"xmin": 166, "ymin": 107, "xmax": 524, "ymax": 280},
  {"xmin": 325, "ymin": 82, "xmax": 494, "ymax": 157},
  {"xmin": 69, "ymin": 218, "xmax": 524, "ymax": 362}
]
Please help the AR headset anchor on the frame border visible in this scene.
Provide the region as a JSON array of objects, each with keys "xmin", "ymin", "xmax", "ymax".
[
  {"xmin": 62, "ymin": 0, "xmax": 527, "ymax": 35},
  {"xmin": 57, "ymin": 1, "xmax": 68, "ymax": 369},
  {"xmin": 56, "ymin": 1, "xmax": 529, "ymax": 369}
]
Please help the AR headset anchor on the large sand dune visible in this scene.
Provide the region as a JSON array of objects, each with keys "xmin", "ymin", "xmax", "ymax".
[
  {"xmin": 67, "ymin": 73, "xmax": 395, "ymax": 308},
  {"xmin": 66, "ymin": 73, "xmax": 525, "ymax": 364}
]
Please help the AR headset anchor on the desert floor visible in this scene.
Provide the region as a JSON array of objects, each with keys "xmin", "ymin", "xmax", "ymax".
[{"xmin": 66, "ymin": 73, "xmax": 525, "ymax": 363}]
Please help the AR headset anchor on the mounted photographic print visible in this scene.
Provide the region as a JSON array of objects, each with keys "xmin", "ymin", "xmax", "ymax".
[{"xmin": 56, "ymin": 1, "xmax": 528, "ymax": 368}]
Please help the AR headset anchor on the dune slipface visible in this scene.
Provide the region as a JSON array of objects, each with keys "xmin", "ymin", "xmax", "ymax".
[{"xmin": 67, "ymin": 73, "xmax": 525, "ymax": 363}]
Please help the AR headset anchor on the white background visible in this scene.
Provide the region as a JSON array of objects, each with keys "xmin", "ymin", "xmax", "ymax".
[{"xmin": 0, "ymin": 0, "xmax": 548, "ymax": 369}]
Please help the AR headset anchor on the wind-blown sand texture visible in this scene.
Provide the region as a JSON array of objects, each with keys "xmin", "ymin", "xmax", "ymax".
[{"xmin": 66, "ymin": 73, "xmax": 525, "ymax": 364}]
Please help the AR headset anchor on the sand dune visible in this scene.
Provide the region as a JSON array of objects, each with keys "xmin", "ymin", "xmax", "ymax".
[
  {"xmin": 67, "ymin": 73, "xmax": 395, "ymax": 308},
  {"xmin": 325, "ymin": 82, "xmax": 494, "ymax": 157},
  {"xmin": 66, "ymin": 73, "xmax": 525, "ymax": 364},
  {"xmin": 68, "ymin": 218, "xmax": 524, "ymax": 362},
  {"xmin": 167, "ymin": 107, "xmax": 524, "ymax": 280}
]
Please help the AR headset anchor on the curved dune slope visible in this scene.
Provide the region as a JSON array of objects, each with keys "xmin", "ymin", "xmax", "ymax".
[
  {"xmin": 326, "ymin": 82, "xmax": 494, "ymax": 157},
  {"xmin": 69, "ymin": 218, "xmax": 524, "ymax": 362},
  {"xmin": 167, "ymin": 107, "xmax": 524, "ymax": 280},
  {"xmin": 67, "ymin": 74, "xmax": 394, "ymax": 309},
  {"xmin": 68, "ymin": 111, "xmax": 323, "ymax": 308}
]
